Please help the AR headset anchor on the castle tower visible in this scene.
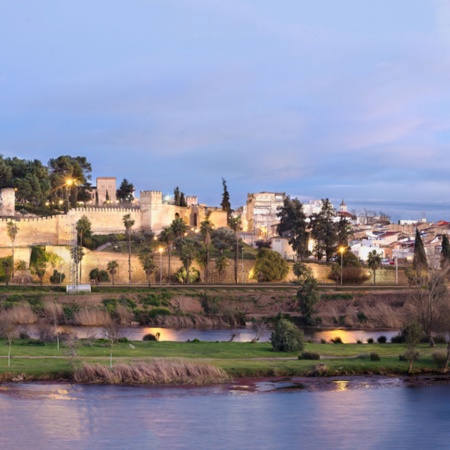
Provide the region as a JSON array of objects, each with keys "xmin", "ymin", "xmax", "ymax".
[
  {"xmin": 140, "ymin": 191, "xmax": 162, "ymax": 230},
  {"xmin": 186, "ymin": 196, "xmax": 198, "ymax": 207},
  {"xmin": 96, "ymin": 177, "xmax": 117, "ymax": 205},
  {"xmin": 0, "ymin": 188, "xmax": 15, "ymax": 216}
]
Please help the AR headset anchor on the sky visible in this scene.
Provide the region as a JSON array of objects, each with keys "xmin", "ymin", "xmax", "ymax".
[{"xmin": 1, "ymin": 1, "xmax": 450, "ymax": 222}]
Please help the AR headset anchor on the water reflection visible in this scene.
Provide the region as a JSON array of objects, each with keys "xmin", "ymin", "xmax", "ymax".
[
  {"xmin": 1, "ymin": 383, "xmax": 450, "ymax": 449},
  {"xmin": 24, "ymin": 325, "xmax": 398, "ymax": 344}
]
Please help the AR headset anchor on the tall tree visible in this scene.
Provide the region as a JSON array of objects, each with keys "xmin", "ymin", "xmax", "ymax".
[
  {"xmin": 6, "ymin": 221, "xmax": 18, "ymax": 279},
  {"xmin": 139, "ymin": 247, "xmax": 156, "ymax": 287},
  {"xmin": 116, "ymin": 178, "xmax": 135, "ymax": 203},
  {"xmin": 252, "ymin": 248, "xmax": 289, "ymax": 282},
  {"xmin": 297, "ymin": 275, "xmax": 320, "ymax": 326},
  {"xmin": 170, "ymin": 217, "xmax": 187, "ymax": 238},
  {"xmin": 107, "ymin": 260, "xmax": 119, "ymax": 285},
  {"xmin": 159, "ymin": 227, "xmax": 175, "ymax": 284},
  {"xmin": 200, "ymin": 218, "xmax": 214, "ymax": 283},
  {"xmin": 123, "ymin": 214, "xmax": 135, "ymax": 284},
  {"xmin": 76, "ymin": 215, "xmax": 91, "ymax": 282},
  {"xmin": 310, "ymin": 199, "xmax": 337, "ymax": 262},
  {"xmin": 221, "ymin": 178, "xmax": 232, "ymax": 223},
  {"xmin": 229, "ymin": 215, "xmax": 242, "ymax": 284},
  {"xmin": 367, "ymin": 250, "xmax": 382, "ymax": 285},
  {"xmin": 441, "ymin": 235, "xmax": 450, "ymax": 270},
  {"xmin": 277, "ymin": 197, "xmax": 310, "ymax": 260},
  {"xmin": 336, "ymin": 216, "xmax": 352, "ymax": 247},
  {"xmin": 176, "ymin": 238, "xmax": 199, "ymax": 284},
  {"xmin": 413, "ymin": 229, "xmax": 428, "ymax": 273}
]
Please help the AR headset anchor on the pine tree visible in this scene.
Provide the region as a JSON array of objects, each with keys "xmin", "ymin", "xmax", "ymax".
[
  {"xmin": 220, "ymin": 178, "xmax": 232, "ymax": 222},
  {"xmin": 413, "ymin": 229, "xmax": 428, "ymax": 272},
  {"xmin": 310, "ymin": 199, "xmax": 338, "ymax": 262}
]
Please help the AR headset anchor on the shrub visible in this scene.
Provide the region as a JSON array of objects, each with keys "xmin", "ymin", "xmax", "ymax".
[
  {"xmin": 357, "ymin": 353, "xmax": 369, "ymax": 359},
  {"xmin": 89, "ymin": 268, "xmax": 110, "ymax": 283},
  {"xmin": 391, "ymin": 334, "xmax": 404, "ymax": 344},
  {"xmin": 199, "ymin": 293, "xmax": 221, "ymax": 314},
  {"xmin": 149, "ymin": 307, "xmax": 172, "ymax": 319},
  {"xmin": 320, "ymin": 338, "xmax": 327, "ymax": 344},
  {"xmin": 370, "ymin": 352, "xmax": 381, "ymax": 361},
  {"xmin": 432, "ymin": 351, "xmax": 448, "ymax": 368},
  {"xmin": 367, "ymin": 338, "xmax": 374, "ymax": 344},
  {"xmin": 356, "ymin": 311, "xmax": 368, "ymax": 323},
  {"xmin": 377, "ymin": 336, "xmax": 387, "ymax": 344},
  {"xmin": 143, "ymin": 333, "xmax": 160, "ymax": 341},
  {"xmin": 270, "ymin": 319, "xmax": 305, "ymax": 352},
  {"xmin": 434, "ymin": 335, "xmax": 447, "ymax": 344},
  {"xmin": 49, "ymin": 270, "xmax": 65, "ymax": 284},
  {"xmin": 356, "ymin": 340, "xmax": 363, "ymax": 344},
  {"xmin": 331, "ymin": 337, "xmax": 343, "ymax": 344},
  {"xmin": 298, "ymin": 351, "xmax": 320, "ymax": 360}
]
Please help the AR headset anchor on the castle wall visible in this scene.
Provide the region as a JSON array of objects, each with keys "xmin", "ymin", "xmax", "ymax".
[{"xmin": 0, "ymin": 188, "xmax": 15, "ymax": 217}]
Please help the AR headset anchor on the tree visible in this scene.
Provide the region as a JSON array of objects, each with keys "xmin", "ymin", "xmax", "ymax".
[
  {"xmin": 407, "ymin": 269, "xmax": 448, "ymax": 346},
  {"xmin": 159, "ymin": 227, "xmax": 175, "ymax": 284},
  {"xmin": 173, "ymin": 187, "xmax": 187, "ymax": 207},
  {"xmin": 200, "ymin": 218, "xmax": 214, "ymax": 283},
  {"xmin": 296, "ymin": 275, "xmax": 320, "ymax": 326},
  {"xmin": 293, "ymin": 262, "xmax": 313, "ymax": 283},
  {"xmin": 252, "ymin": 248, "xmax": 289, "ymax": 282},
  {"xmin": 215, "ymin": 256, "xmax": 229, "ymax": 280},
  {"xmin": 402, "ymin": 322, "xmax": 424, "ymax": 373},
  {"xmin": 139, "ymin": 247, "xmax": 156, "ymax": 287},
  {"xmin": 44, "ymin": 301, "xmax": 64, "ymax": 350},
  {"xmin": 176, "ymin": 238, "xmax": 199, "ymax": 284},
  {"xmin": 116, "ymin": 178, "xmax": 135, "ymax": 203},
  {"xmin": 32, "ymin": 261, "xmax": 47, "ymax": 286},
  {"xmin": 6, "ymin": 221, "xmax": 18, "ymax": 279},
  {"xmin": 76, "ymin": 215, "xmax": 91, "ymax": 282},
  {"xmin": 229, "ymin": 215, "xmax": 242, "ymax": 284},
  {"xmin": 211, "ymin": 227, "xmax": 234, "ymax": 255},
  {"xmin": 170, "ymin": 217, "xmax": 187, "ymax": 238},
  {"xmin": 89, "ymin": 268, "xmax": 110, "ymax": 283},
  {"xmin": 441, "ymin": 235, "xmax": 450, "ymax": 270},
  {"xmin": 277, "ymin": 197, "xmax": 310, "ymax": 260},
  {"xmin": 107, "ymin": 260, "xmax": 119, "ymax": 285},
  {"xmin": 310, "ymin": 199, "xmax": 337, "ymax": 262},
  {"xmin": 270, "ymin": 319, "xmax": 305, "ymax": 352},
  {"xmin": 123, "ymin": 214, "xmax": 135, "ymax": 283},
  {"xmin": 336, "ymin": 216, "xmax": 352, "ymax": 247},
  {"xmin": 367, "ymin": 250, "xmax": 382, "ymax": 285},
  {"xmin": 0, "ymin": 309, "xmax": 17, "ymax": 367},
  {"xmin": 220, "ymin": 178, "xmax": 232, "ymax": 223},
  {"xmin": 413, "ymin": 229, "xmax": 428, "ymax": 273},
  {"xmin": 2, "ymin": 257, "xmax": 13, "ymax": 286}
]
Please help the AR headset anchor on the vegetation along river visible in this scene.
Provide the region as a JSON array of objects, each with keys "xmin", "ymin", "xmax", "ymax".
[{"xmin": 1, "ymin": 381, "xmax": 450, "ymax": 449}]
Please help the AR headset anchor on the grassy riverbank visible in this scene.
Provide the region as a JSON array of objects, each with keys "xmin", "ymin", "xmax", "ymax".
[{"xmin": 0, "ymin": 339, "xmax": 448, "ymax": 383}]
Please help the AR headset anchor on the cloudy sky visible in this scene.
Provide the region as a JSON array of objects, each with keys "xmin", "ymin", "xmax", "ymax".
[{"xmin": 1, "ymin": 1, "xmax": 450, "ymax": 221}]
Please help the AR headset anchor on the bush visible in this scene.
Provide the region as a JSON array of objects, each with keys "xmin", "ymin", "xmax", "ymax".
[
  {"xmin": 391, "ymin": 334, "xmax": 404, "ymax": 344},
  {"xmin": 89, "ymin": 268, "xmax": 110, "ymax": 283},
  {"xmin": 367, "ymin": 338, "xmax": 374, "ymax": 344},
  {"xmin": 329, "ymin": 266, "xmax": 370, "ymax": 284},
  {"xmin": 377, "ymin": 336, "xmax": 387, "ymax": 344},
  {"xmin": 432, "ymin": 351, "xmax": 448, "ymax": 368},
  {"xmin": 49, "ymin": 270, "xmax": 65, "ymax": 284},
  {"xmin": 356, "ymin": 340, "xmax": 363, "ymax": 344},
  {"xmin": 356, "ymin": 312, "xmax": 368, "ymax": 323},
  {"xmin": 270, "ymin": 319, "xmax": 305, "ymax": 352},
  {"xmin": 199, "ymin": 293, "xmax": 221, "ymax": 314},
  {"xmin": 370, "ymin": 352, "xmax": 381, "ymax": 361},
  {"xmin": 298, "ymin": 351, "xmax": 320, "ymax": 360},
  {"xmin": 331, "ymin": 337, "xmax": 343, "ymax": 344},
  {"xmin": 143, "ymin": 333, "xmax": 160, "ymax": 341}
]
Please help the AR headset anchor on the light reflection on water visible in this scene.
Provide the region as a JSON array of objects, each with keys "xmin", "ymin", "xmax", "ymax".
[
  {"xmin": 24, "ymin": 325, "xmax": 399, "ymax": 344},
  {"xmin": 1, "ymin": 383, "xmax": 450, "ymax": 449}
]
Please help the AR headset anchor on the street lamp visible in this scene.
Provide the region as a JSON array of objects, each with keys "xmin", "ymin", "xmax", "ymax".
[
  {"xmin": 158, "ymin": 246, "xmax": 163, "ymax": 285},
  {"xmin": 339, "ymin": 246, "xmax": 345, "ymax": 286}
]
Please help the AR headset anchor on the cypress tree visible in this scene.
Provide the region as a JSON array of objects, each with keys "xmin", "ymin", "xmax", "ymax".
[
  {"xmin": 220, "ymin": 178, "xmax": 232, "ymax": 222},
  {"xmin": 413, "ymin": 229, "xmax": 428, "ymax": 272},
  {"xmin": 441, "ymin": 234, "xmax": 450, "ymax": 269}
]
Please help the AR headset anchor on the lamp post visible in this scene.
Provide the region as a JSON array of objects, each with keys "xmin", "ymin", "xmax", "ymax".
[
  {"xmin": 339, "ymin": 246, "xmax": 345, "ymax": 286},
  {"xmin": 395, "ymin": 256, "xmax": 398, "ymax": 285},
  {"xmin": 158, "ymin": 246, "xmax": 163, "ymax": 285}
]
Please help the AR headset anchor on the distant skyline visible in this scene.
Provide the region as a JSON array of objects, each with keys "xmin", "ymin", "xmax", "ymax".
[{"xmin": 1, "ymin": 1, "xmax": 450, "ymax": 222}]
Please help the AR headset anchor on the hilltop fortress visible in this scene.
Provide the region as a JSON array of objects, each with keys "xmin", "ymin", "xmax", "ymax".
[{"xmin": 0, "ymin": 185, "xmax": 228, "ymax": 249}]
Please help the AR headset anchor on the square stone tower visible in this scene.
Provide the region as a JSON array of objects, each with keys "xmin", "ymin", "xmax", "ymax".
[{"xmin": 96, "ymin": 177, "xmax": 117, "ymax": 205}]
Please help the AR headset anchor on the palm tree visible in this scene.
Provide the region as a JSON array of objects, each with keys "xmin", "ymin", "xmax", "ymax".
[
  {"xmin": 122, "ymin": 214, "xmax": 135, "ymax": 284},
  {"xmin": 367, "ymin": 250, "xmax": 382, "ymax": 285},
  {"xmin": 76, "ymin": 215, "xmax": 91, "ymax": 282},
  {"xmin": 200, "ymin": 218, "xmax": 214, "ymax": 284},
  {"xmin": 107, "ymin": 260, "xmax": 119, "ymax": 285},
  {"xmin": 6, "ymin": 221, "xmax": 18, "ymax": 279},
  {"xmin": 229, "ymin": 215, "xmax": 242, "ymax": 284},
  {"xmin": 171, "ymin": 217, "xmax": 187, "ymax": 238},
  {"xmin": 215, "ymin": 255, "xmax": 229, "ymax": 281},
  {"xmin": 177, "ymin": 238, "xmax": 199, "ymax": 284},
  {"xmin": 159, "ymin": 227, "xmax": 175, "ymax": 284},
  {"xmin": 139, "ymin": 247, "xmax": 156, "ymax": 287}
]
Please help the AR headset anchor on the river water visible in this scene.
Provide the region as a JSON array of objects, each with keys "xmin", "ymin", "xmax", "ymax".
[
  {"xmin": 1, "ymin": 381, "xmax": 450, "ymax": 449},
  {"xmin": 26, "ymin": 325, "xmax": 399, "ymax": 344}
]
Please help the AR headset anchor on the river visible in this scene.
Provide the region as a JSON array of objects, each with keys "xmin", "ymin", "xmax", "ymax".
[
  {"xmin": 25, "ymin": 325, "xmax": 400, "ymax": 344},
  {"xmin": 1, "ymin": 381, "xmax": 449, "ymax": 449}
]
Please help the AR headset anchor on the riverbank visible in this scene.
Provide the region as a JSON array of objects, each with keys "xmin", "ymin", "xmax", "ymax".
[{"xmin": 0, "ymin": 339, "xmax": 448, "ymax": 385}]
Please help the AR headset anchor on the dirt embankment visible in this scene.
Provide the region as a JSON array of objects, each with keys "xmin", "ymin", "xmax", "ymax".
[{"xmin": 1, "ymin": 289, "xmax": 413, "ymax": 329}]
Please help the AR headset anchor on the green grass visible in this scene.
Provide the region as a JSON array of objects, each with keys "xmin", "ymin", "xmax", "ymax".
[{"xmin": 0, "ymin": 339, "xmax": 445, "ymax": 380}]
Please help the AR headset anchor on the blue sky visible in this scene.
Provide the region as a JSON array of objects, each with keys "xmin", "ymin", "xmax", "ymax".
[{"xmin": 1, "ymin": 1, "xmax": 450, "ymax": 221}]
